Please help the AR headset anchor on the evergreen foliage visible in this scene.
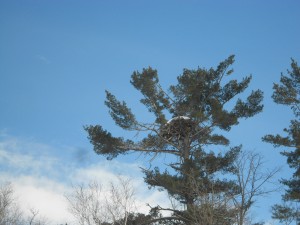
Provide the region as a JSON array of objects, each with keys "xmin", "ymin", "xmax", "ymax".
[
  {"xmin": 263, "ymin": 59, "xmax": 300, "ymax": 224},
  {"xmin": 85, "ymin": 55, "xmax": 264, "ymax": 224}
]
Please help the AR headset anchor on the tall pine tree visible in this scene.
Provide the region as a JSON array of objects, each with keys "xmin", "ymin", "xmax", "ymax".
[
  {"xmin": 263, "ymin": 59, "xmax": 300, "ymax": 225},
  {"xmin": 85, "ymin": 55, "xmax": 263, "ymax": 225}
]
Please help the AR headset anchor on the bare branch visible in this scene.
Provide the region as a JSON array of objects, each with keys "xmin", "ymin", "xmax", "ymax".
[
  {"xmin": 233, "ymin": 150, "xmax": 281, "ymax": 225},
  {"xmin": 66, "ymin": 176, "xmax": 136, "ymax": 225},
  {"xmin": 0, "ymin": 183, "xmax": 23, "ymax": 225}
]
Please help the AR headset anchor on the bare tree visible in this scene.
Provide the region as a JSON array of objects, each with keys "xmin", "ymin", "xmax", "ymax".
[
  {"xmin": 159, "ymin": 150, "xmax": 281, "ymax": 225},
  {"xmin": 27, "ymin": 208, "xmax": 49, "ymax": 225},
  {"xmin": 105, "ymin": 177, "xmax": 136, "ymax": 225},
  {"xmin": 66, "ymin": 181, "xmax": 107, "ymax": 225},
  {"xmin": 66, "ymin": 176, "xmax": 136, "ymax": 225},
  {"xmin": 0, "ymin": 182, "xmax": 23, "ymax": 225},
  {"xmin": 145, "ymin": 170, "xmax": 238, "ymax": 225},
  {"xmin": 0, "ymin": 183, "xmax": 49, "ymax": 225},
  {"xmin": 233, "ymin": 151, "xmax": 280, "ymax": 225},
  {"xmin": 183, "ymin": 177, "xmax": 236, "ymax": 225}
]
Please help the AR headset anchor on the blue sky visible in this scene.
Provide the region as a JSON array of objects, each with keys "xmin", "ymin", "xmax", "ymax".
[{"xmin": 0, "ymin": 0, "xmax": 300, "ymax": 224}]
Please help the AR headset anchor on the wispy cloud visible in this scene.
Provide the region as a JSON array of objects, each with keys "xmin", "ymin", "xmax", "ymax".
[
  {"xmin": 36, "ymin": 54, "xmax": 51, "ymax": 64},
  {"xmin": 0, "ymin": 135, "xmax": 61, "ymax": 178}
]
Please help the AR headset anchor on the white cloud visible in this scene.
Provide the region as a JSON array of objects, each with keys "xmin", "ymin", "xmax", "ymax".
[
  {"xmin": 0, "ymin": 172, "xmax": 73, "ymax": 224},
  {"xmin": 0, "ymin": 134, "xmax": 170, "ymax": 224},
  {"xmin": 13, "ymin": 176, "xmax": 73, "ymax": 224}
]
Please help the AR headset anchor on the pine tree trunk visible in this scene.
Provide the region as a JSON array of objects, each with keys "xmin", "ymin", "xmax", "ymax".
[{"xmin": 182, "ymin": 137, "xmax": 194, "ymax": 225}]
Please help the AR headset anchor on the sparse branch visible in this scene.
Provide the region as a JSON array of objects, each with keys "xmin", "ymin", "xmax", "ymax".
[
  {"xmin": 27, "ymin": 208, "xmax": 49, "ymax": 225},
  {"xmin": 121, "ymin": 145, "xmax": 181, "ymax": 156},
  {"xmin": 66, "ymin": 176, "xmax": 136, "ymax": 225},
  {"xmin": 157, "ymin": 83, "xmax": 176, "ymax": 105},
  {"xmin": 0, "ymin": 183, "xmax": 23, "ymax": 225},
  {"xmin": 233, "ymin": 150, "xmax": 280, "ymax": 225},
  {"xmin": 29, "ymin": 208, "xmax": 39, "ymax": 225}
]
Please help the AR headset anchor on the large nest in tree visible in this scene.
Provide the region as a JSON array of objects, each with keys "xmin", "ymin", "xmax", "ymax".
[{"xmin": 161, "ymin": 116, "xmax": 197, "ymax": 142}]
